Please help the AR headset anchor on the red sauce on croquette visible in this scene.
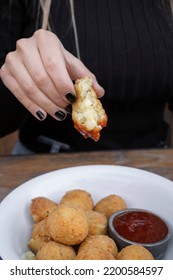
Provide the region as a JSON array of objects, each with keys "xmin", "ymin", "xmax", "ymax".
[{"xmin": 113, "ymin": 211, "xmax": 168, "ymax": 244}]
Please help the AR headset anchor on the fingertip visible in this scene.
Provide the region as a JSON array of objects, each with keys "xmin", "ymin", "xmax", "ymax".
[
  {"xmin": 65, "ymin": 92, "xmax": 76, "ymax": 103},
  {"xmin": 93, "ymin": 81, "xmax": 105, "ymax": 98},
  {"xmin": 55, "ymin": 110, "xmax": 67, "ymax": 121},
  {"xmin": 36, "ymin": 110, "xmax": 47, "ymax": 121},
  {"xmin": 98, "ymin": 86, "xmax": 105, "ymax": 97}
]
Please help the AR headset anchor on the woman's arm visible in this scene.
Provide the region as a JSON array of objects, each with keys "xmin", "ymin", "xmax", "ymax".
[{"xmin": 0, "ymin": 0, "xmax": 104, "ymax": 137}]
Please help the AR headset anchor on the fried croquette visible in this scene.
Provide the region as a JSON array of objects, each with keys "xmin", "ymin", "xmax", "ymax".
[
  {"xmin": 30, "ymin": 196, "xmax": 58, "ymax": 223},
  {"xmin": 60, "ymin": 189, "xmax": 94, "ymax": 211},
  {"xmin": 47, "ymin": 205, "xmax": 88, "ymax": 245},
  {"xmin": 36, "ymin": 241, "xmax": 76, "ymax": 260},
  {"xmin": 31, "ymin": 218, "xmax": 50, "ymax": 240},
  {"xmin": 78, "ymin": 235, "xmax": 118, "ymax": 258},
  {"xmin": 72, "ymin": 77, "xmax": 108, "ymax": 141},
  {"xmin": 115, "ymin": 245, "xmax": 154, "ymax": 260},
  {"xmin": 75, "ymin": 247, "xmax": 115, "ymax": 260},
  {"xmin": 94, "ymin": 194, "xmax": 127, "ymax": 219},
  {"xmin": 28, "ymin": 237, "xmax": 48, "ymax": 254},
  {"xmin": 28, "ymin": 218, "xmax": 52, "ymax": 253},
  {"xmin": 86, "ymin": 210, "xmax": 108, "ymax": 235}
]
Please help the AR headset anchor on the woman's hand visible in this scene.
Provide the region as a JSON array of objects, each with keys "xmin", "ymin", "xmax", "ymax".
[{"xmin": 0, "ymin": 29, "xmax": 104, "ymax": 121}]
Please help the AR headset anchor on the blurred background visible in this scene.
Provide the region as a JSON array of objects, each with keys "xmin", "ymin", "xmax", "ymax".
[{"xmin": 0, "ymin": 105, "xmax": 173, "ymax": 156}]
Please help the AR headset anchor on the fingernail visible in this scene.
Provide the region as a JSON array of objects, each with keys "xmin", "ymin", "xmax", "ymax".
[
  {"xmin": 65, "ymin": 104, "xmax": 72, "ymax": 114},
  {"xmin": 66, "ymin": 92, "xmax": 76, "ymax": 103},
  {"xmin": 36, "ymin": 110, "xmax": 45, "ymax": 120},
  {"xmin": 55, "ymin": 110, "xmax": 66, "ymax": 120}
]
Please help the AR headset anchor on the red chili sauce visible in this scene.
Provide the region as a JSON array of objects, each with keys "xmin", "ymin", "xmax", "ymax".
[{"xmin": 113, "ymin": 211, "xmax": 168, "ymax": 244}]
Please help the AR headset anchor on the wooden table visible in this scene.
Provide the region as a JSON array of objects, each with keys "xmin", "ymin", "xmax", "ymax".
[{"xmin": 1, "ymin": 148, "xmax": 173, "ymax": 202}]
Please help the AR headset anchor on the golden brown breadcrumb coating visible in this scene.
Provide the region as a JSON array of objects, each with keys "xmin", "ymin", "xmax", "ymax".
[
  {"xmin": 86, "ymin": 210, "xmax": 108, "ymax": 235},
  {"xmin": 30, "ymin": 196, "xmax": 58, "ymax": 223},
  {"xmin": 75, "ymin": 247, "xmax": 115, "ymax": 260},
  {"xmin": 28, "ymin": 237, "xmax": 48, "ymax": 254},
  {"xmin": 36, "ymin": 241, "xmax": 76, "ymax": 260},
  {"xmin": 28, "ymin": 218, "xmax": 52, "ymax": 253},
  {"xmin": 78, "ymin": 235, "xmax": 118, "ymax": 258},
  {"xmin": 31, "ymin": 218, "xmax": 50, "ymax": 240},
  {"xmin": 47, "ymin": 205, "xmax": 88, "ymax": 245},
  {"xmin": 115, "ymin": 245, "xmax": 154, "ymax": 260},
  {"xmin": 94, "ymin": 194, "xmax": 127, "ymax": 218},
  {"xmin": 60, "ymin": 189, "xmax": 94, "ymax": 211}
]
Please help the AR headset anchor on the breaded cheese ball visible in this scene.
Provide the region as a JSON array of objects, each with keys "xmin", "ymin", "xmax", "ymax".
[
  {"xmin": 28, "ymin": 218, "xmax": 52, "ymax": 253},
  {"xmin": 60, "ymin": 189, "xmax": 94, "ymax": 211},
  {"xmin": 36, "ymin": 241, "xmax": 76, "ymax": 260},
  {"xmin": 28, "ymin": 238, "xmax": 47, "ymax": 254},
  {"xmin": 115, "ymin": 245, "xmax": 154, "ymax": 260},
  {"xmin": 86, "ymin": 210, "xmax": 108, "ymax": 235},
  {"xmin": 78, "ymin": 235, "xmax": 118, "ymax": 258},
  {"xmin": 31, "ymin": 218, "xmax": 50, "ymax": 240},
  {"xmin": 30, "ymin": 196, "xmax": 58, "ymax": 223},
  {"xmin": 94, "ymin": 194, "xmax": 127, "ymax": 219},
  {"xmin": 47, "ymin": 205, "xmax": 88, "ymax": 245},
  {"xmin": 75, "ymin": 247, "xmax": 115, "ymax": 260}
]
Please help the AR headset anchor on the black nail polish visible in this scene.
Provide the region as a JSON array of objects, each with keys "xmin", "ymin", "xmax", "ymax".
[
  {"xmin": 65, "ymin": 104, "xmax": 72, "ymax": 114},
  {"xmin": 36, "ymin": 110, "xmax": 45, "ymax": 120},
  {"xmin": 66, "ymin": 92, "xmax": 76, "ymax": 103},
  {"xmin": 55, "ymin": 110, "xmax": 66, "ymax": 120}
]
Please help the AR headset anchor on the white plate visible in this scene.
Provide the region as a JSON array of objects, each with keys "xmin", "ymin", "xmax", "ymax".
[{"xmin": 0, "ymin": 165, "xmax": 173, "ymax": 260}]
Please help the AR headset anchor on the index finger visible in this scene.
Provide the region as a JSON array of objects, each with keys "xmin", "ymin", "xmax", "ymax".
[
  {"xmin": 35, "ymin": 30, "xmax": 76, "ymax": 103},
  {"xmin": 63, "ymin": 49, "xmax": 105, "ymax": 98}
]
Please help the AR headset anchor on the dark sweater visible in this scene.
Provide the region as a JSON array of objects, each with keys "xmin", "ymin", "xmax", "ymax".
[{"xmin": 1, "ymin": 0, "xmax": 173, "ymax": 152}]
